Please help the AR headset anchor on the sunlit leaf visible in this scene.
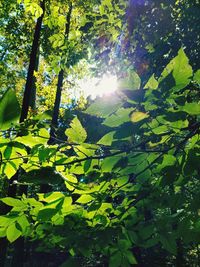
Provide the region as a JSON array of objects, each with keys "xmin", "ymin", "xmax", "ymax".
[
  {"xmin": 160, "ymin": 48, "xmax": 193, "ymax": 91},
  {"xmin": 0, "ymin": 89, "xmax": 21, "ymax": 130},
  {"xmin": 103, "ymin": 108, "xmax": 133, "ymax": 127},
  {"xmin": 85, "ymin": 95, "xmax": 122, "ymax": 118},
  {"xmin": 144, "ymin": 74, "xmax": 158, "ymax": 90},
  {"xmin": 181, "ymin": 103, "xmax": 200, "ymax": 115},
  {"xmin": 76, "ymin": 195, "xmax": 94, "ymax": 204},
  {"xmin": 0, "ymin": 197, "xmax": 25, "ymax": 208},
  {"xmin": 6, "ymin": 223, "xmax": 21, "ymax": 243},
  {"xmin": 193, "ymin": 69, "xmax": 200, "ymax": 84},
  {"xmin": 97, "ymin": 131, "xmax": 116, "ymax": 146},
  {"xmin": 130, "ymin": 111, "xmax": 149, "ymax": 122},
  {"xmin": 65, "ymin": 117, "xmax": 87, "ymax": 143},
  {"xmin": 118, "ymin": 68, "xmax": 141, "ymax": 91}
]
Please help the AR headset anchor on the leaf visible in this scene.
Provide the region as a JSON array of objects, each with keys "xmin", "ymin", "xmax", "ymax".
[
  {"xmin": 193, "ymin": 69, "xmax": 200, "ymax": 84},
  {"xmin": 16, "ymin": 128, "xmax": 49, "ymax": 148},
  {"xmin": 0, "ymin": 215, "xmax": 17, "ymax": 227},
  {"xmin": 65, "ymin": 174, "xmax": 78, "ymax": 183},
  {"xmin": 0, "ymin": 89, "xmax": 21, "ymax": 130},
  {"xmin": 103, "ymin": 108, "xmax": 133, "ymax": 127},
  {"xmin": 118, "ymin": 68, "xmax": 141, "ymax": 91},
  {"xmin": 84, "ymin": 159, "xmax": 92, "ymax": 173},
  {"xmin": 38, "ymin": 147, "xmax": 56, "ymax": 162},
  {"xmin": 152, "ymin": 125, "xmax": 168, "ymax": 135},
  {"xmin": 97, "ymin": 131, "xmax": 116, "ymax": 146},
  {"xmin": 181, "ymin": 103, "xmax": 200, "ymax": 115},
  {"xmin": 76, "ymin": 195, "xmax": 94, "ymax": 204},
  {"xmin": 37, "ymin": 208, "xmax": 58, "ymax": 221},
  {"xmin": 109, "ymin": 252, "xmax": 122, "ymax": 267},
  {"xmin": 160, "ymin": 48, "xmax": 193, "ymax": 91},
  {"xmin": 125, "ymin": 250, "xmax": 137, "ymax": 264},
  {"xmin": 160, "ymin": 235, "xmax": 177, "ymax": 254},
  {"xmin": 114, "ymin": 122, "xmax": 135, "ymax": 139},
  {"xmin": 3, "ymin": 145, "xmax": 12, "ymax": 160},
  {"xmin": 163, "ymin": 154, "xmax": 176, "ymax": 166},
  {"xmin": 1, "ymin": 161, "xmax": 18, "ymax": 179},
  {"xmin": 6, "ymin": 223, "xmax": 21, "ymax": 243},
  {"xmin": 37, "ymin": 192, "xmax": 65, "ymax": 203},
  {"xmin": 1, "ymin": 197, "xmax": 25, "ymax": 208},
  {"xmin": 17, "ymin": 215, "xmax": 29, "ymax": 233},
  {"xmin": 60, "ymin": 258, "xmax": 80, "ymax": 267},
  {"xmin": 101, "ymin": 156, "xmax": 122, "ymax": 172},
  {"xmin": 65, "ymin": 117, "xmax": 87, "ymax": 144},
  {"xmin": 130, "ymin": 111, "xmax": 149, "ymax": 122},
  {"xmin": 144, "ymin": 74, "xmax": 158, "ymax": 90},
  {"xmin": 85, "ymin": 95, "xmax": 122, "ymax": 118},
  {"xmin": 139, "ymin": 225, "xmax": 154, "ymax": 240}
]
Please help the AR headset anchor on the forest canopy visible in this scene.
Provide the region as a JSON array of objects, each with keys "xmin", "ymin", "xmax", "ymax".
[{"xmin": 0, "ymin": 0, "xmax": 200, "ymax": 266}]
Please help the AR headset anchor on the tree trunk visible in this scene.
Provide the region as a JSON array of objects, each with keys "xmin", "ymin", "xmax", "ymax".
[
  {"xmin": 49, "ymin": 2, "xmax": 72, "ymax": 144},
  {"xmin": 29, "ymin": 50, "xmax": 40, "ymax": 110},
  {"xmin": 20, "ymin": 0, "xmax": 45, "ymax": 122},
  {"xmin": 49, "ymin": 69, "xmax": 64, "ymax": 143}
]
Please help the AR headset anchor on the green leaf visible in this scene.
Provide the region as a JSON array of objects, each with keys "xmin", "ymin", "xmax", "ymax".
[
  {"xmin": 3, "ymin": 145, "xmax": 12, "ymax": 160},
  {"xmin": 6, "ymin": 222, "xmax": 21, "ymax": 243},
  {"xmin": 65, "ymin": 117, "xmax": 87, "ymax": 143},
  {"xmin": 163, "ymin": 154, "xmax": 176, "ymax": 166},
  {"xmin": 103, "ymin": 108, "xmax": 133, "ymax": 127},
  {"xmin": 144, "ymin": 74, "xmax": 158, "ymax": 90},
  {"xmin": 101, "ymin": 156, "xmax": 122, "ymax": 172},
  {"xmin": 60, "ymin": 258, "xmax": 80, "ymax": 267},
  {"xmin": 109, "ymin": 252, "xmax": 122, "ymax": 267},
  {"xmin": 0, "ymin": 89, "xmax": 21, "ymax": 130},
  {"xmin": 37, "ymin": 208, "xmax": 58, "ymax": 221},
  {"xmin": 64, "ymin": 174, "xmax": 78, "ymax": 184},
  {"xmin": 97, "ymin": 131, "xmax": 116, "ymax": 146},
  {"xmin": 84, "ymin": 159, "xmax": 92, "ymax": 173},
  {"xmin": 160, "ymin": 235, "xmax": 177, "ymax": 254},
  {"xmin": 125, "ymin": 250, "xmax": 137, "ymax": 264},
  {"xmin": 160, "ymin": 48, "xmax": 193, "ymax": 91},
  {"xmin": 1, "ymin": 197, "xmax": 25, "ymax": 208},
  {"xmin": 181, "ymin": 103, "xmax": 200, "ymax": 115},
  {"xmin": 152, "ymin": 125, "xmax": 168, "ymax": 135},
  {"xmin": 76, "ymin": 195, "xmax": 94, "ymax": 204},
  {"xmin": 130, "ymin": 111, "xmax": 149, "ymax": 122},
  {"xmin": 119, "ymin": 68, "xmax": 141, "ymax": 91},
  {"xmin": 0, "ymin": 215, "xmax": 17, "ymax": 227},
  {"xmin": 2, "ymin": 162, "xmax": 17, "ymax": 179},
  {"xmin": 85, "ymin": 95, "xmax": 122, "ymax": 118},
  {"xmin": 139, "ymin": 225, "xmax": 154, "ymax": 240},
  {"xmin": 193, "ymin": 69, "xmax": 200, "ymax": 84},
  {"xmin": 17, "ymin": 215, "xmax": 29, "ymax": 233},
  {"xmin": 16, "ymin": 128, "xmax": 49, "ymax": 148},
  {"xmin": 37, "ymin": 192, "xmax": 65, "ymax": 203},
  {"xmin": 118, "ymin": 239, "xmax": 131, "ymax": 250}
]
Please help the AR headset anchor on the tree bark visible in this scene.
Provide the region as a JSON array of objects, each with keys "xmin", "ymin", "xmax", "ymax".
[
  {"xmin": 20, "ymin": 0, "xmax": 45, "ymax": 122},
  {"xmin": 29, "ymin": 50, "xmax": 40, "ymax": 110},
  {"xmin": 49, "ymin": 2, "xmax": 73, "ymax": 144}
]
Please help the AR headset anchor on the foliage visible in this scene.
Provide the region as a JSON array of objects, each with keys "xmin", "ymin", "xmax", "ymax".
[
  {"xmin": 0, "ymin": 47, "xmax": 200, "ymax": 266},
  {"xmin": 0, "ymin": 0, "xmax": 200, "ymax": 266}
]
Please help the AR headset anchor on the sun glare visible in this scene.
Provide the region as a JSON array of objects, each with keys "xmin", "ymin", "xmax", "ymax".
[{"xmin": 78, "ymin": 74, "xmax": 118, "ymax": 99}]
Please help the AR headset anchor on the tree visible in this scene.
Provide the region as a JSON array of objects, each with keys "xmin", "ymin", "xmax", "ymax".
[{"xmin": 0, "ymin": 0, "xmax": 200, "ymax": 266}]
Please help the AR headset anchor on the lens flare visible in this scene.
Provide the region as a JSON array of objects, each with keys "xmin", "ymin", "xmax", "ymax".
[{"xmin": 78, "ymin": 74, "xmax": 118, "ymax": 99}]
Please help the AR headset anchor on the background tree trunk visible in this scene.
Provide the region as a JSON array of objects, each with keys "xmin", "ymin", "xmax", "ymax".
[
  {"xmin": 49, "ymin": 2, "xmax": 73, "ymax": 144},
  {"xmin": 20, "ymin": 0, "xmax": 45, "ymax": 122}
]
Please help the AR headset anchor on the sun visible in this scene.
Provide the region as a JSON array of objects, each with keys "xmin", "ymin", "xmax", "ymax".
[{"xmin": 78, "ymin": 73, "xmax": 118, "ymax": 99}]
